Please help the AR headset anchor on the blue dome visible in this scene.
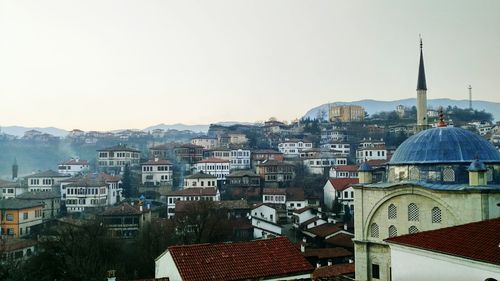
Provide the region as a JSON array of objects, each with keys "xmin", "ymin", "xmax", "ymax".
[{"xmin": 389, "ymin": 127, "xmax": 500, "ymax": 165}]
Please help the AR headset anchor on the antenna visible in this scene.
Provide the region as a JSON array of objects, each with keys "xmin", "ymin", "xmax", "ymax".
[{"xmin": 468, "ymin": 85, "xmax": 472, "ymax": 110}]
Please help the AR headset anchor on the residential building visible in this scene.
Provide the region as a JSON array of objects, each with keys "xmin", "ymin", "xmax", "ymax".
[
  {"xmin": 165, "ymin": 187, "xmax": 220, "ymax": 219},
  {"xmin": 329, "ymin": 105, "xmax": 365, "ymax": 122},
  {"xmin": 0, "ymin": 179, "xmax": 23, "ymax": 199},
  {"xmin": 228, "ymin": 133, "xmax": 248, "ymax": 145},
  {"xmin": 229, "ymin": 148, "xmax": 251, "ymax": 170},
  {"xmin": 97, "ymin": 144, "xmax": 140, "ymax": 171},
  {"xmin": 203, "ymin": 148, "xmax": 230, "ymax": 160},
  {"xmin": 0, "ymin": 199, "xmax": 44, "ymax": 238},
  {"xmin": 100, "ymin": 203, "xmax": 152, "ymax": 238},
  {"xmin": 225, "ymin": 170, "xmax": 261, "ymax": 188},
  {"xmin": 0, "ymin": 239, "xmax": 37, "ymax": 263},
  {"xmin": 194, "ymin": 158, "xmax": 230, "ymax": 181},
  {"xmin": 25, "ymin": 170, "xmax": 70, "ymax": 192},
  {"xmin": 356, "ymin": 144, "xmax": 387, "ymax": 164},
  {"xmin": 149, "ymin": 143, "xmax": 172, "ymax": 160},
  {"xmin": 262, "ymin": 188, "xmax": 286, "ymax": 205},
  {"xmin": 386, "ymin": 218, "xmax": 500, "ymax": 281},
  {"xmin": 320, "ymin": 127, "xmax": 347, "ymax": 143},
  {"xmin": 251, "ymin": 149, "xmax": 284, "ymax": 168},
  {"xmin": 141, "ymin": 158, "xmax": 173, "ymax": 186},
  {"xmin": 57, "ymin": 158, "xmax": 89, "ymax": 176},
  {"xmin": 303, "ymin": 153, "xmax": 348, "ymax": 175},
  {"xmin": 255, "ymin": 160, "xmax": 295, "ymax": 187},
  {"xmin": 173, "ymin": 144, "xmax": 204, "ymax": 164},
  {"xmin": 292, "ymin": 207, "xmax": 327, "ymax": 230},
  {"xmin": 320, "ymin": 142, "xmax": 351, "ymax": 155},
  {"xmin": 60, "ymin": 173, "xmax": 122, "ymax": 213},
  {"xmin": 323, "ymin": 178, "xmax": 359, "ymax": 212},
  {"xmin": 329, "ymin": 165, "xmax": 359, "ymax": 179},
  {"xmin": 278, "ymin": 139, "xmax": 313, "ymax": 158},
  {"xmin": 155, "ymin": 237, "xmax": 314, "ymax": 280},
  {"xmin": 17, "ymin": 191, "xmax": 61, "ymax": 221},
  {"xmin": 183, "ymin": 172, "xmax": 217, "ymax": 188},
  {"xmin": 251, "ymin": 203, "xmax": 287, "ymax": 238},
  {"xmin": 190, "ymin": 136, "xmax": 218, "ymax": 149}
]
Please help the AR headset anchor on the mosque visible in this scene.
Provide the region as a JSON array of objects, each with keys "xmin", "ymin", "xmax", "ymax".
[{"xmin": 352, "ymin": 40, "xmax": 500, "ymax": 281}]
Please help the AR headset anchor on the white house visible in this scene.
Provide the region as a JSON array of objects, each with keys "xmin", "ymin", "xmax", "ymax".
[
  {"xmin": 183, "ymin": 172, "xmax": 217, "ymax": 188},
  {"xmin": 97, "ymin": 144, "xmax": 140, "ymax": 170},
  {"xmin": 25, "ymin": 170, "xmax": 70, "ymax": 192},
  {"xmin": 320, "ymin": 128, "xmax": 347, "ymax": 143},
  {"xmin": 165, "ymin": 187, "xmax": 220, "ymax": 218},
  {"xmin": 141, "ymin": 158, "xmax": 173, "ymax": 186},
  {"xmin": 190, "ymin": 136, "xmax": 218, "ymax": 149},
  {"xmin": 251, "ymin": 203, "xmax": 286, "ymax": 238},
  {"xmin": 320, "ymin": 142, "xmax": 351, "ymax": 155},
  {"xmin": 292, "ymin": 207, "xmax": 327, "ymax": 230},
  {"xmin": 230, "ymin": 148, "xmax": 251, "ymax": 170},
  {"xmin": 323, "ymin": 178, "xmax": 358, "ymax": 212},
  {"xmin": 356, "ymin": 145, "xmax": 387, "ymax": 164},
  {"xmin": 303, "ymin": 155, "xmax": 348, "ymax": 175},
  {"xmin": 57, "ymin": 158, "xmax": 89, "ymax": 176},
  {"xmin": 155, "ymin": 237, "xmax": 314, "ymax": 280},
  {"xmin": 278, "ymin": 139, "xmax": 313, "ymax": 158},
  {"xmin": 385, "ymin": 218, "xmax": 500, "ymax": 281},
  {"xmin": 262, "ymin": 188, "xmax": 286, "ymax": 204},
  {"xmin": 329, "ymin": 165, "xmax": 359, "ymax": 178},
  {"xmin": 194, "ymin": 158, "xmax": 230, "ymax": 181},
  {"xmin": 60, "ymin": 173, "xmax": 122, "ymax": 213}
]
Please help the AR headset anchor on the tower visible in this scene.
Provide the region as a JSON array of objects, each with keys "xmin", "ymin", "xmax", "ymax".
[
  {"xmin": 468, "ymin": 85, "xmax": 472, "ymax": 110},
  {"xmin": 416, "ymin": 37, "xmax": 428, "ymax": 131},
  {"xmin": 12, "ymin": 157, "xmax": 18, "ymax": 180}
]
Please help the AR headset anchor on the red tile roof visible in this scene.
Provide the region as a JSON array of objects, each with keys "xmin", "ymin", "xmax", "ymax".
[
  {"xmin": 305, "ymin": 223, "xmax": 344, "ymax": 238},
  {"xmin": 366, "ymin": 159, "xmax": 387, "ymax": 167},
  {"xmin": 166, "ymin": 237, "xmax": 314, "ymax": 281},
  {"xmin": 328, "ymin": 178, "xmax": 359, "ymax": 191},
  {"xmin": 286, "ymin": 187, "xmax": 305, "ymax": 201},
  {"xmin": 385, "ymin": 218, "xmax": 500, "ymax": 265},
  {"xmin": 167, "ymin": 187, "xmax": 218, "ymax": 197},
  {"xmin": 325, "ymin": 233, "xmax": 354, "ymax": 249},
  {"xmin": 312, "ymin": 263, "xmax": 355, "ymax": 279},
  {"xmin": 262, "ymin": 188, "xmax": 286, "ymax": 195},
  {"xmin": 294, "ymin": 206, "xmax": 313, "ymax": 214},
  {"xmin": 303, "ymin": 247, "xmax": 353, "ymax": 259},
  {"xmin": 333, "ymin": 165, "xmax": 359, "ymax": 172},
  {"xmin": 197, "ymin": 157, "xmax": 229, "ymax": 164}
]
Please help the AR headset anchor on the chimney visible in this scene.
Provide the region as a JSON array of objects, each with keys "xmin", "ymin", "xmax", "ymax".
[
  {"xmin": 300, "ymin": 243, "xmax": 305, "ymax": 253},
  {"xmin": 140, "ymin": 205, "xmax": 143, "ymax": 212},
  {"xmin": 328, "ymin": 260, "xmax": 333, "ymax": 266},
  {"xmin": 348, "ymin": 259, "xmax": 354, "ymax": 264},
  {"xmin": 316, "ymin": 262, "xmax": 321, "ymax": 268},
  {"xmin": 344, "ymin": 224, "xmax": 348, "ymax": 230},
  {"xmin": 154, "ymin": 157, "xmax": 159, "ymax": 162},
  {"xmin": 318, "ymin": 207, "xmax": 322, "ymax": 213}
]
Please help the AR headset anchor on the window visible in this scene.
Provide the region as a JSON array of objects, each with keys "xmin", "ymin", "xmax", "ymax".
[
  {"xmin": 432, "ymin": 207, "xmax": 442, "ymax": 223},
  {"xmin": 370, "ymin": 223, "xmax": 379, "ymax": 238},
  {"xmin": 23, "ymin": 213, "xmax": 28, "ymax": 220},
  {"xmin": 388, "ymin": 204, "xmax": 397, "ymax": 219},
  {"xmin": 6, "ymin": 214, "xmax": 13, "ymax": 221},
  {"xmin": 409, "ymin": 226, "xmax": 419, "ymax": 234},
  {"xmin": 388, "ymin": 225, "xmax": 397, "ymax": 237},
  {"xmin": 442, "ymin": 168, "xmax": 455, "ymax": 182},
  {"xmin": 372, "ymin": 264, "xmax": 380, "ymax": 279},
  {"xmin": 408, "ymin": 203, "xmax": 419, "ymax": 221}
]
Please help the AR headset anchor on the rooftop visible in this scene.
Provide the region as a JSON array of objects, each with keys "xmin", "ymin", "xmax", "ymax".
[
  {"xmin": 97, "ymin": 144, "xmax": 140, "ymax": 152},
  {"xmin": 17, "ymin": 191, "xmax": 60, "ymax": 200},
  {"xmin": 196, "ymin": 157, "xmax": 230, "ymax": 164},
  {"xmin": 162, "ymin": 237, "xmax": 314, "ymax": 281},
  {"xmin": 184, "ymin": 172, "xmax": 217, "ymax": 180},
  {"xmin": 312, "ymin": 263, "xmax": 355, "ymax": 280},
  {"xmin": 100, "ymin": 203, "xmax": 145, "ymax": 216},
  {"xmin": 26, "ymin": 170, "xmax": 68, "ymax": 178},
  {"xmin": 167, "ymin": 187, "xmax": 218, "ymax": 197},
  {"xmin": 386, "ymin": 218, "xmax": 500, "ymax": 265},
  {"xmin": 328, "ymin": 178, "xmax": 359, "ymax": 191},
  {"xmin": 0, "ymin": 198, "xmax": 44, "ymax": 210},
  {"xmin": 141, "ymin": 159, "xmax": 172, "ymax": 165}
]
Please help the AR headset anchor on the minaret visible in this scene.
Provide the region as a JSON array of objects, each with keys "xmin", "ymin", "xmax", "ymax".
[
  {"xmin": 12, "ymin": 158, "xmax": 18, "ymax": 180},
  {"xmin": 416, "ymin": 37, "xmax": 428, "ymax": 131},
  {"xmin": 468, "ymin": 85, "xmax": 472, "ymax": 110}
]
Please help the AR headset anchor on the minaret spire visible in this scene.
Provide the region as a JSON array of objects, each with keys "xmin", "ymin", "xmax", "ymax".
[{"xmin": 416, "ymin": 35, "xmax": 428, "ymax": 131}]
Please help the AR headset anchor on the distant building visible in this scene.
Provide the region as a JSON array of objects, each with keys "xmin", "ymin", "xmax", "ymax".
[
  {"xmin": 60, "ymin": 173, "xmax": 122, "ymax": 213},
  {"xmin": 255, "ymin": 160, "xmax": 295, "ymax": 187},
  {"xmin": 229, "ymin": 148, "xmax": 252, "ymax": 170},
  {"xmin": 0, "ymin": 199, "xmax": 44, "ymax": 238},
  {"xmin": 173, "ymin": 144, "xmax": 204, "ymax": 164},
  {"xmin": 183, "ymin": 172, "xmax": 218, "ymax": 188},
  {"xmin": 0, "ymin": 239, "xmax": 37, "ymax": 263},
  {"xmin": 25, "ymin": 170, "xmax": 70, "ymax": 193},
  {"xmin": 278, "ymin": 139, "xmax": 313, "ymax": 158},
  {"xmin": 329, "ymin": 165, "xmax": 359, "ymax": 179},
  {"xmin": 251, "ymin": 203, "xmax": 287, "ymax": 238},
  {"xmin": 190, "ymin": 136, "xmax": 218, "ymax": 149},
  {"xmin": 97, "ymin": 144, "xmax": 140, "ymax": 171},
  {"xmin": 194, "ymin": 158, "xmax": 230, "ymax": 181},
  {"xmin": 100, "ymin": 203, "xmax": 152, "ymax": 239},
  {"xmin": 165, "ymin": 187, "xmax": 220, "ymax": 219},
  {"xmin": 329, "ymin": 105, "xmax": 365, "ymax": 122},
  {"xmin": 17, "ymin": 191, "xmax": 61, "ymax": 221},
  {"xmin": 0, "ymin": 179, "xmax": 22, "ymax": 199},
  {"xmin": 251, "ymin": 149, "xmax": 284, "ymax": 168},
  {"xmin": 320, "ymin": 127, "xmax": 347, "ymax": 143},
  {"xmin": 141, "ymin": 158, "xmax": 173, "ymax": 186},
  {"xmin": 225, "ymin": 170, "xmax": 261, "ymax": 188},
  {"xmin": 323, "ymin": 178, "xmax": 358, "ymax": 212},
  {"xmin": 57, "ymin": 158, "xmax": 89, "ymax": 176},
  {"xmin": 356, "ymin": 141, "xmax": 387, "ymax": 164},
  {"xmin": 320, "ymin": 142, "xmax": 351, "ymax": 155}
]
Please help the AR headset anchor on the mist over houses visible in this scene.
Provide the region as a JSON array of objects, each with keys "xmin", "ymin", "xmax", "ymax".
[{"xmin": 1, "ymin": 48, "xmax": 500, "ymax": 280}]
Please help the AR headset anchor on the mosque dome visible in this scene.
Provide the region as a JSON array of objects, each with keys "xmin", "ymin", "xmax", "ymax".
[{"xmin": 389, "ymin": 127, "xmax": 500, "ymax": 165}]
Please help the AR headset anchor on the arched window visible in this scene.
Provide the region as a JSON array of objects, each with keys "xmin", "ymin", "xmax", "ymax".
[
  {"xmin": 370, "ymin": 223, "xmax": 379, "ymax": 238},
  {"xmin": 408, "ymin": 203, "xmax": 419, "ymax": 221},
  {"xmin": 432, "ymin": 207, "xmax": 442, "ymax": 223},
  {"xmin": 388, "ymin": 225, "xmax": 397, "ymax": 237},
  {"xmin": 409, "ymin": 166, "xmax": 419, "ymax": 181},
  {"xmin": 409, "ymin": 226, "xmax": 419, "ymax": 234},
  {"xmin": 388, "ymin": 204, "xmax": 397, "ymax": 219},
  {"xmin": 442, "ymin": 168, "xmax": 455, "ymax": 182}
]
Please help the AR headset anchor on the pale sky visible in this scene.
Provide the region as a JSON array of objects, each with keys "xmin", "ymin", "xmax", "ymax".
[{"xmin": 0, "ymin": 0, "xmax": 499, "ymax": 131}]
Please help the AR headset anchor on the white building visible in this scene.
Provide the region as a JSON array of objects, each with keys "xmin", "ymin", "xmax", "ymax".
[
  {"xmin": 229, "ymin": 148, "xmax": 251, "ymax": 170},
  {"xmin": 165, "ymin": 187, "xmax": 220, "ymax": 218},
  {"xmin": 320, "ymin": 128, "xmax": 347, "ymax": 143},
  {"xmin": 320, "ymin": 142, "xmax": 351, "ymax": 155},
  {"xmin": 194, "ymin": 158, "xmax": 230, "ymax": 180},
  {"xmin": 278, "ymin": 139, "xmax": 313, "ymax": 158},
  {"xmin": 329, "ymin": 165, "xmax": 359, "ymax": 178},
  {"xmin": 183, "ymin": 172, "xmax": 218, "ymax": 188},
  {"xmin": 262, "ymin": 188, "xmax": 286, "ymax": 204},
  {"xmin": 386, "ymin": 218, "xmax": 500, "ymax": 281},
  {"xmin": 25, "ymin": 170, "xmax": 70, "ymax": 192},
  {"xmin": 141, "ymin": 158, "xmax": 173, "ymax": 186},
  {"xmin": 323, "ymin": 178, "xmax": 358, "ymax": 212},
  {"xmin": 60, "ymin": 173, "xmax": 122, "ymax": 213},
  {"xmin": 57, "ymin": 158, "xmax": 89, "ymax": 176},
  {"xmin": 303, "ymin": 155, "xmax": 348, "ymax": 175},
  {"xmin": 356, "ymin": 145, "xmax": 387, "ymax": 164},
  {"xmin": 190, "ymin": 136, "xmax": 218, "ymax": 149},
  {"xmin": 251, "ymin": 203, "xmax": 285, "ymax": 238},
  {"xmin": 97, "ymin": 144, "xmax": 140, "ymax": 170},
  {"xmin": 228, "ymin": 133, "xmax": 248, "ymax": 145}
]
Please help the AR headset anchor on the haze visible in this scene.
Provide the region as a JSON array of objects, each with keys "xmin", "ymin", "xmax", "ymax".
[{"xmin": 1, "ymin": 0, "xmax": 499, "ymax": 131}]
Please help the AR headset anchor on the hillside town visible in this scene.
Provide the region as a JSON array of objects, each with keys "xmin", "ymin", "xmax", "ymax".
[{"xmin": 0, "ymin": 39, "xmax": 499, "ymax": 281}]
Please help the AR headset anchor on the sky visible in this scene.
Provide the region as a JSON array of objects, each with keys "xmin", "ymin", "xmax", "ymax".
[{"xmin": 0, "ymin": 0, "xmax": 499, "ymax": 131}]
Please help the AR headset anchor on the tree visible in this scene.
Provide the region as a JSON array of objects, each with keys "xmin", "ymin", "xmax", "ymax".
[
  {"xmin": 331, "ymin": 197, "xmax": 343, "ymax": 215},
  {"xmin": 121, "ymin": 164, "xmax": 134, "ymax": 198}
]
